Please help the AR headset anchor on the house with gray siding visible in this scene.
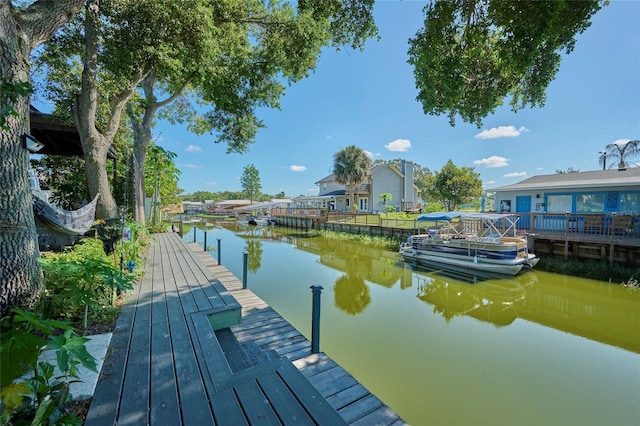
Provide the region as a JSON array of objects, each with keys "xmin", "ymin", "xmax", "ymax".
[{"xmin": 295, "ymin": 160, "xmax": 422, "ymax": 213}]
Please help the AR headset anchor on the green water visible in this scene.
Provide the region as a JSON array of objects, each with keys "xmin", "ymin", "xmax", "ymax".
[{"xmin": 190, "ymin": 225, "xmax": 640, "ymax": 426}]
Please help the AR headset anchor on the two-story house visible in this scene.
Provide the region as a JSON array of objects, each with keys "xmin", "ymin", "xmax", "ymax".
[{"xmin": 295, "ymin": 160, "xmax": 422, "ymax": 213}]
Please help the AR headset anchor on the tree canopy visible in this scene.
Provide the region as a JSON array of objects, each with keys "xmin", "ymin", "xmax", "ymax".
[
  {"xmin": 240, "ymin": 164, "xmax": 262, "ymax": 203},
  {"xmin": 36, "ymin": 0, "xmax": 378, "ymax": 221},
  {"xmin": 599, "ymin": 139, "xmax": 640, "ymax": 170},
  {"xmin": 424, "ymin": 160, "xmax": 482, "ymax": 211},
  {"xmin": 408, "ymin": 0, "xmax": 605, "ymax": 127},
  {"xmin": 333, "ymin": 145, "xmax": 372, "ymax": 212}
]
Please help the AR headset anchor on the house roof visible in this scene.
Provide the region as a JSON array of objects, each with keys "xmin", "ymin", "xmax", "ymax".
[
  {"xmin": 293, "ymin": 191, "xmax": 345, "ymax": 202},
  {"xmin": 315, "ymin": 163, "xmax": 403, "ymax": 185},
  {"xmin": 30, "ymin": 106, "xmax": 118, "ymax": 160},
  {"xmin": 490, "ymin": 168, "xmax": 640, "ymax": 192},
  {"xmin": 233, "ymin": 199, "xmax": 293, "ymax": 211}
]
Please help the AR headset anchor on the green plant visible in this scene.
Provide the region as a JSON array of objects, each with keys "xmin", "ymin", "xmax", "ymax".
[
  {"xmin": 40, "ymin": 239, "xmax": 135, "ymax": 329},
  {"xmin": 120, "ymin": 221, "xmax": 149, "ymax": 270},
  {"xmin": 0, "ymin": 308, "xmax": 97, "ymax": 425}
]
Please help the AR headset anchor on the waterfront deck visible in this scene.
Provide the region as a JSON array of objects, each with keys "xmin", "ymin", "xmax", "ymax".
[{"xmin": 86, "ymin": 232, "xmax": 404, "ymax": 425}]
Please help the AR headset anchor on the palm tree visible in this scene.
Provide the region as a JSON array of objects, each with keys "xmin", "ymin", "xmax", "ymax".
[
  {"xmin": 333, "ymin": 145, "xmax": 372, "ymax": 212},
  {"xmin": 599, "ymin": 139, "xmax": 640, "ymax": 170}
]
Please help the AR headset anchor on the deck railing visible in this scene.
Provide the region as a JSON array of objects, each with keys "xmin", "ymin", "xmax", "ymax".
[
  {"xmin": 510, "ymin": 212, "xmax": 640, "ymax": 238},
  {"xmin": 270, "ymin": 208, "xmax": 640, "ymax": 238}
]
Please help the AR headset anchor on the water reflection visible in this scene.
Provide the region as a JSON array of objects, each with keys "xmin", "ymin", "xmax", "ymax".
[
  {"xmin": 403, "ymin": 263, "xmax": 640, "ymax": 352},
  {"xmin": 334, "ymin": 274, "xmax": 371, "ymax": 315},
  {"xmin": 192, "ymin": 224, "xmax": 640, "ymax": 425},
  {"xmin": 212, "ymin": 224, "xmax": 640, "ymax": 353},
  {"xmin": 408, "ymin": 263, "xmax": 537, "ymax": 326},
  {"xmin": 244, "ymin": 240, "xmax": 263, "ymax": 272}
]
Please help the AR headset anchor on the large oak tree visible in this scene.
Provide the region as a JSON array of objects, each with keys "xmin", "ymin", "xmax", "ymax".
[
  {"xmin": 0, "ymin": 0, "xmax": 84, "ymax": 316},
  {"xmin": 40, "ymin": 0, "xmax": 378, "ymax": 224}
]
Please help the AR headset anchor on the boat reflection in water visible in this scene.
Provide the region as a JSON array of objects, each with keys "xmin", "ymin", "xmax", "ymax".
[
  {"xmin": 407, "ymin": 260, "xmax": 538, "ymax": 326},
  {"xmin": 403, "ymin": 260, "xmax": 640, "ymax": 353}
]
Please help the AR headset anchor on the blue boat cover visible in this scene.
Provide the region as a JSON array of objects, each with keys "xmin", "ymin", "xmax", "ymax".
[
  {"xmin": 416, "ymin": 212, "xmax": 463, "ymax": 221},
  {"xmin": 416, "ymin": 212, "xmax": 517, "ymax": 221}
]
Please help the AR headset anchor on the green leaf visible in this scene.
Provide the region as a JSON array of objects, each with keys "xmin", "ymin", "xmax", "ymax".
[
  {"xmin": 0, "ymin": 382, "xmax": 30, "ymax": 412},
  {"xmin": 31, "ymin": 394, "xmax": 57, "ymax": 426},
  {"xmin": 55, "ymin": 413, "xmax": 83, "ymax": 426}
]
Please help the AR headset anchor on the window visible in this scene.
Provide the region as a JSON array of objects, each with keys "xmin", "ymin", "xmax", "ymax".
[
  {"xmin": 620, "ymin": 193, "xmax": 640, "ymax": 214},
  {"xmin": 576, "ymin": 194, "xmax": 605, "ymax": 213},
  {"xmin": 547, "ymin": 195, "xmax": 572, "ymax": 213},
  {"xmin": 359, "ymin": 197, "xmax": 368, "ymax": 211}
]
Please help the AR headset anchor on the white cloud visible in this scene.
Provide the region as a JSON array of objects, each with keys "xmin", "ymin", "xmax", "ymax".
[
  {"xmin": 384, "ymin": 138, "xmax": 411, "ymax": 152},
  {"xmin": 178, "ymin": 163, "xmax": 202, "ymax": 169},
  {"xmin": 186, "ymin": 144, "xmax": 202, "ymax": 153},
  {"xmin": 473, "ymin": 155, "xmax": 509, "ymax": 168},
  {"xmin": 475, "ymin": 126, "xmax": 528, "ymax": 140},
  {"xmin": 205, "ymin": 182, "xmax": 217, "ymax": 186},
  {"xmin": 610, "ymin": 138, "xmax": 634, "ymax": 146},
  {"xmin": 483, "ymin": 180, "xmax": 496, "ymax": 186},
  {"xmin": 363, "ymin": 150, "xmax": 374, "ymax": 159},
  {"xmin": 325, "ymin": 135, "xmax": 332, "ymax": 140},
  {"xmin": 290, "ymin": 165, "xmax": 306, "ymax": 172},
  {"xmin": 503, "ymin": 171, "xmax": 527, "ymax": 178}
]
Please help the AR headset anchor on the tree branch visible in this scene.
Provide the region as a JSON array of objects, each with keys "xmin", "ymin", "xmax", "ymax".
[{"xmin": 18, "ymin": 0, "xmax": 85, "ymax": 49}]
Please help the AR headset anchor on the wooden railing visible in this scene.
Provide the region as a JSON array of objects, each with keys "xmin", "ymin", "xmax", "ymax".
[
  {"xmin": 510, "ymin": 212, "xmax": 640, "ymax": 238},
  {"xmin": 269, "ymin": 209, "xmax": 640, "ymax": 238}
]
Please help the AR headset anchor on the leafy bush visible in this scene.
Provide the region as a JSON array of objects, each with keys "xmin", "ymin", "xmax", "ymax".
[
  {"xmin": 0, "ymin": 309, "xmax": 96, "ymax": 425},
  {"xmin": 39, "ymin": 238, "xmax": 135, "ymax": 329}
]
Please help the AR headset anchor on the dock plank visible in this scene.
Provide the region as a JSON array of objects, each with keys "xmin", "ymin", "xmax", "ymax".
[
  {"xmin": 149, "ymin": 241, "xmax": 181, "ymax": 426},
  {"xmin": 88, "ymin": 233, "xmax": 406, "ymax": 426}
]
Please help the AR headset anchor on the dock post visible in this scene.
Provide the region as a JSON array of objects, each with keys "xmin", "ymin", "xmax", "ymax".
[
  {"xmin": 310, "ymin": 285, "xmax": 324, "ymax": 353},
  {"xmin": 204, "ymin": 231, "xmax": 207, "ymax": 251},
  {"xmin": 193, "ymin": 226, "xmax": 196, "ymax": 243},
  {"xmin": 242, "ymin": 251, "xmax": 248, "ymax": 289},
  {"xmin": 217, "ymin": 238, "xmax": 221, "ymax": 264}
]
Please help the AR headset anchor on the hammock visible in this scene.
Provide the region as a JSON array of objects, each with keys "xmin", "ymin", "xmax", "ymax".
[{"xmin": 32, "ymin": 194, "xmax": 100, "ymax": 235}]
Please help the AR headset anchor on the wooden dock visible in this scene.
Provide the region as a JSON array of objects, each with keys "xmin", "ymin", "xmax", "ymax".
[{"xmin": 86, "ymin": 232, "xmax": 405, "ymax": 425}]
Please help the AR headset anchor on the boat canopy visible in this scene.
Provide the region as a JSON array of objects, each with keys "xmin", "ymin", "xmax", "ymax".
[
  {"xmin": 416, "ymin": 212, "xmax": 517, "ymax": 221},
  {"xmin": 416, "ymin": 211, "xmax": 521, "ymax": 238},
  {"xmin": 416, "ymin": 212, "xmax": 463, "ymax": 221}
]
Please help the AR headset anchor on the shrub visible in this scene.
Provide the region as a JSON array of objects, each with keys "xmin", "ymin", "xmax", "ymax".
[
  {"xmin": 40, "ymin": 238, "xmax": 135, "ymax": 329},
  {"xmin": 0, "ymin": 309, "xmax": 97, "ymax": 425}
]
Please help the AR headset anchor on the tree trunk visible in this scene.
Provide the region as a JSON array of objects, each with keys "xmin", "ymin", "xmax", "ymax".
[
  {"xmin": 129, "ymin": 102, "xmax": 153, "ymax": 225},
  {"xmin": 82, "ymin": 138, "xmax": 118, "ymax": 218},
  {"xmin": 132, "ymin": 134, "xmax": 147, "ymax": 224},
  {"xmin": 73, "ymin": 0, "xmax": 141, "ymax": 219},
  {"xmin": 0, "ymin": 0, "xmax": 85, "ymax": 316},
  {"xmin": 130, "ymin": 74, "xmax": 187, "ymax": 224},
  {"xmin": 0, "ymin": 67, "xmax": 42, "ymax": 317}
]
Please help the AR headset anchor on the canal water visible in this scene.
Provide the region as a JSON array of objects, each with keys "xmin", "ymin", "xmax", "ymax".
[{"xmin": 186, "ymin": 224, "xmax": 640, "ymax": 426}]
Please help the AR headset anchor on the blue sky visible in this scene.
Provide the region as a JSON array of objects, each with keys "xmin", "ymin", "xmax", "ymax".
[{"xmin": 157, "ymin": 0, "xmax": 640, "ymax": 197}]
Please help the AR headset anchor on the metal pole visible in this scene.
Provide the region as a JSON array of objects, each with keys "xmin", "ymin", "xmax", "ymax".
[
  {"xmin": 310, "ymin": 285, "xmax": 323, "ymax": 353},
  {"xmin": 217, "ymin": 238, "xmax": 221, "ymax": 264},
  {"xmin": 242, "ymin": 251, "xmax": 248, "ymax": 289},
  {"xmin": 204, "ymin": 231, "xmax": 207, "ymax": 251},
  {"xmin": 193, "ymin": 226, "xmax": 196, "ymax": 243}
]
